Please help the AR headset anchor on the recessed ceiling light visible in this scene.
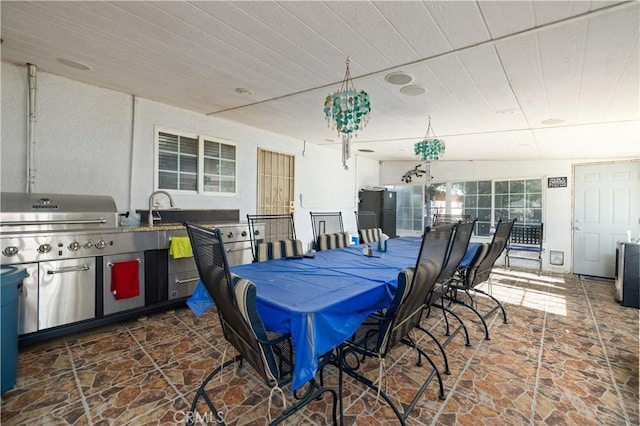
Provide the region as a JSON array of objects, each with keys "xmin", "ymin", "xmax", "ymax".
[
  {"xmin": 496, "ymin": 108, "xmax": 516, "ymax": 115},
  {"xmin": 358, "ymin": 149, "xmax": 374, "ymax": 153},
  {"xmin": 541, "ymin": 118, "xmax": 564, "ymax": 125},
  {"xmin": 399, "ymin": 85, "xmax": 426, "ymax": 96},
  {"xmin": 235, "ymin": 88, "xmax": 252, "ymax": 96},
  {"xmin": 385, "ymin": 72, "xmax": 413, "ymax": 85},
  {"xmin": 57, "ymin": 58, "xmax": 92, "ymax": 71}
]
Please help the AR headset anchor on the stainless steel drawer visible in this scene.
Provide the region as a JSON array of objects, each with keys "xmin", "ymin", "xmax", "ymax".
[
  {"xmin": 39, "ymin": 258, "xmax": 96, "ymax": 330},
  {"xmin": 168, "ymin": 271, "xmax": 199, "ymax": 300}
]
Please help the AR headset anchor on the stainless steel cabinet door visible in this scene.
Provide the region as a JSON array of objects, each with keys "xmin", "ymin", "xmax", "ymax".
[
  {"xmin": 39, "ymin": 258, "xmax": 96, "ymax": 330},
  {"xmin": 103, "ymin": 253, "xmax": 145, "ymax": 315},
  {"xmin": 18, "ymin": 263, "xmax": 39, "ymax": 334}
]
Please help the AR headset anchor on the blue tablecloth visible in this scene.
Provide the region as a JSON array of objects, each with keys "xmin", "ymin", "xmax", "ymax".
[{"xmin": 230, "ymin": 237, "xmax": 481, "ymax": 391}]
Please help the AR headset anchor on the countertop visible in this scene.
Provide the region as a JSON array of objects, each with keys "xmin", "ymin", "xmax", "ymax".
[
  {"xmin": 119, "ymin": 222, "xmax": 241, "ymax": 233},
  {"xmin": 120, "ymin": 223, "xmax": 192, "ymax": 232}
]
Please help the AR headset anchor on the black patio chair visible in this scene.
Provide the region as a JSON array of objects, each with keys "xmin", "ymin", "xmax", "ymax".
[
  {"xmin": 339, "ymin": 223, "xmax": 456, "ymax": 425},
  {"xmin": 310, "ymin": 211, "xmax": 349, "ymax": 250},
  {"xmin": 427, "ymin": 219, "xmax": 477, "ymax": 347},
  {"xmin": 184, "ymin": 222, "xmax": 337, "ymax": 425},
  {"xmin": 247, "ymin": 213, "xmax": 304, "ymax": 262},
  {"xmin": 505, "ymin": 223, "xmax": 544, "ymax": 275},
  {"xmin": 449, "ymin": 218, "xmax": 517, "ymax": 337},
  {"xmin": 355, "ymin": 210, "xmax": 383, "ymax": 244}
]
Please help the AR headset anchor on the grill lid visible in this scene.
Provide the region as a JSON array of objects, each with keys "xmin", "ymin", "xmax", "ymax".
[{"xmin": 1, "ymin": 192, "xmax": 118, "ymax": 233}]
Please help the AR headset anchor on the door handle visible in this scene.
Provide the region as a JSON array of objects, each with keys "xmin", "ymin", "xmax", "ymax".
[
  {"xmin": 47, "ymin": 265, "xmax": 91, "ymax": 274},
  {"xmin": 175, "ymin": 277, "xmax": 199, "ymax": 285},
  {"xmin": 575, "ymin": 226, "xmax": 582, "ymax": 231}
]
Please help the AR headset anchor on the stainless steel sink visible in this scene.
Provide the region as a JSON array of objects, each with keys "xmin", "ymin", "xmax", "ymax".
[{"xmin": 136, "ymin": 209, "xmax": 239, "ymax": 225}]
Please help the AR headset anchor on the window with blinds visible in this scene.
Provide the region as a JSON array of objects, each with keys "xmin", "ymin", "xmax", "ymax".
[{"xmin": 157, "ymin": 129, "xmax": 237, "ymax": 194}]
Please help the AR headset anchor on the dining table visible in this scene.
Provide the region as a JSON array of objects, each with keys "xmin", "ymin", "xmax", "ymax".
[{"xmin": 230, "ymin": 237, "xmax": 483, "ymax": 391}]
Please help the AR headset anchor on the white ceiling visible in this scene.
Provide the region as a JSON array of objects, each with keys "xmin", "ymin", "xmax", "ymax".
[{"xmin": 1, "ymin": 1, "xmax": 638, "ymax": 163}]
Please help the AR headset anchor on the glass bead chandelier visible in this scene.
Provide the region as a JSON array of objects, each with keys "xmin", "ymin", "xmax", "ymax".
[
  {"xmin": 323, "ymin": 57, "xmax": 371, "ymax": 170},
  {"xmin": 414, "ymin": 115, "xmax": 446, "ymax": 161}
]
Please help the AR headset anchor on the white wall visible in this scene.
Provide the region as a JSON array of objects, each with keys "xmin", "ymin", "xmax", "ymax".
[
  {"xmin": 1, "ymin": 62, "xmax": 380, "ymax": 249},
  {"xmin": 380, "ymin": 159, "xmax": 618, "ymax": 274}
]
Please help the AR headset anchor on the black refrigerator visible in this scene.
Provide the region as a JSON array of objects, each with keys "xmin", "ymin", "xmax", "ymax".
[{"xmin": 358, "ymin": 190, "xmax": 397, "ymax": 238}]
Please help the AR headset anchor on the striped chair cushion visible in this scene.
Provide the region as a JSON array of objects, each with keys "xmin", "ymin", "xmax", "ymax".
[
  {"xmin": 317, "ymin": 232, "xmax": 350, "ymax": 251},
  {"xmin": 359, "ymin": 228, "xmax": 382, "ymax": 244},
  {"xmin": 231, "ymin": 275, "xmax": 280, "ymax": 381},
  {"xmin": 255, "ymin": 239, "xmax": 303, "ymax": 262}
]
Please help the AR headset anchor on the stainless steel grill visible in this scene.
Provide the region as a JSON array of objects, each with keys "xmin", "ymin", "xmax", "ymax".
[
  {"xmin": 1, "ymin": 192, "xmax": 258, "ymax": 338},
  {"xmin": 0, "ymin": 192, "xmax": 154, "ymax": 335},
  {"xmin": 0, "ymin": 192, "xmax": 156, "ymax": 265},
  {"xmin": 1, "ymin": 192, "xmax": 118, "ymax": 234}
]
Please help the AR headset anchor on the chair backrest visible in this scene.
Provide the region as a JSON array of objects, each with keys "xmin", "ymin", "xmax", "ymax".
[
  {"xmin": 432, "ymin": 213, "xmax": 472, "ymax": 227},
  {"xmin": 437, "ymin": 220, "xmax": 477, "ymax": 284},
  {"xmin": 467, "ymin": 218, "xmax": 517, "ymax": 287},
  {"xmin": 508, "ymin": 223, "xmax": 543, "ymax": 249},
  {"xmin": 310, "ymin": 212, "xmax": 344, "ymax": 249},
  {"xmin": 247, "ymin": 214, "xmax": 297, "ymax": 261},
  {"xmin": 378, "ymin": 223, "xmax": 456, "ymax": 355},
  {"xmin": 355, "ymin": 211, "xmax": 378, "ymax": 230},
  {"xmin": 185, "ymin": 222, "xmax": 283, "ymax": 385}
]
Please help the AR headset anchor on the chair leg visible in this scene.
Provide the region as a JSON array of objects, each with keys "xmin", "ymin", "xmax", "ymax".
[
  {"xmin": 273, "ymin": 379, "xmax": 338, "ymax": 426},
  {"xmin": 340, "ymin": 339, "xmax": 446, "ymax": 424},
  {"xmin": 339, "ymin": 358, "xmax": 408, "ymax": 425},
  {"xmin": 434, "ymin": 303, "xmax": 471, "ymax": 347},
  {"xmin": 408, "ymin": 342, "xmax": 446, "ymax": 401},
  {"xmin": 187, "ymin": 355, "xmax": 241, "ymax": 426},
  {"xmin": 472, "ymin": 287, "xmax": 508, "ymax": 324},
  {"xmin": 445, "ymin": 290, "xmax": 491, "ymax": 340},
  {"xmin": 415, "ymin": 324, "xmax": 450, "ymax": 375}
]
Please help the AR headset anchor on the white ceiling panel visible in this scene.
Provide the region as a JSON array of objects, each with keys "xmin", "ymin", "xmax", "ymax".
[
  {"xmin": 422, "ymin": 1, "xmax": 490, "ymax": 49},
  {"xmin": 532, "ymin": 121, "xmax": 640, "ymax": 159},
  {"xmin": 478, "ymin": 1, "xmax": 536, "ymax": 38},
  {"xmin": 369, "ymin": 1, "xmax": 452, "ymax": 59},
  {"xmin": 1, "ymin": 1, "xmax": 637, "ymax": 164},
  {"xmin": 532, "ymin": 0, "xmax": 593, "ymax": 26}
]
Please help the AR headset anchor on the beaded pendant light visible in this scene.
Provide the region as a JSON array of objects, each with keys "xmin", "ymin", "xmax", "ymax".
[{"xmin": 323, "ymin": 57, "xmax": 371, "ymax": 170}]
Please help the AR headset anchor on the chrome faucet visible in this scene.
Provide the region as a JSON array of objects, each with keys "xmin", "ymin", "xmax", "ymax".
[{"xmin": 148, "ymin": 190, "xmax": 175, "ymax": 226}]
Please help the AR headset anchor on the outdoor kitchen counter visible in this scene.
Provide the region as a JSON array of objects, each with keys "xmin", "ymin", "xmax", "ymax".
[
  {"xmin": 119, "ymin": 222, "xmax": 230, "ymax": 232},
  {"xmin": 119, "ymin": 223, "xmax": 205, "ymax": 232}
]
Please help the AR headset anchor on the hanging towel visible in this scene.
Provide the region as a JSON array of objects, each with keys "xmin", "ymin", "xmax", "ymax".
[
  {"xmin": 169, "ymin": 237, "xmax": 193, "ymax": 259},
  {"xmin": 111, "ymin": 260, "xmax": 140, "ymax": 300}
]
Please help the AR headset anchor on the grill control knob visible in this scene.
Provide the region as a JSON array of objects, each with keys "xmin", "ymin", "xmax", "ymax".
[
  {"xmin": 3, "ymin": 246, "xmax": 18, "ymax": 257},
  {"xmin": 38, "ymin": 244, "xmax": 52, "ymax": 254},
  {"xmin": 95, "ymin": 240, "xmax": 107, "ymax": 249},
  {"xmin": 68, "ymin": 241, "xmax": 81, "ymax": 252},
  {"xmin": 83, "ymin": 241, "xmax": 93, "ymax": 249},
  {"xmin": 254, "ymin": 230, "xmax": 260, "ymax": 236},
  {"xmin": 227, "ymin": 232, "xmax": 234, "ymax": 238},
  {"xmin": 241, "ymin": 230, "xmax": 247, "ymax": 237}
]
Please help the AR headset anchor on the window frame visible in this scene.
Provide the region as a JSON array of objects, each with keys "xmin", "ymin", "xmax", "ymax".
[
  {"xmin": 494, "ymin": 177, "xmax": 543, "ymax": 226},
  {"xmin": 387, "ymin": 176, "xmax": 545, "ymax": 238},
  {"xmin": 154, "ymin": 127, "xmax": 238, "ymax": 196}
]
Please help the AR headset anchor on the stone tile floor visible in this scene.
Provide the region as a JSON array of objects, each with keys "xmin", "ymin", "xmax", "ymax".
[{"xmin": 2, "ymin": 269, "xmax": 638, "ymax": 425}]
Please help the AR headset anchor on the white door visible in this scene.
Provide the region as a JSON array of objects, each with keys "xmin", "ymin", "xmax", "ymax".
[{"xmin": 573, "ymin": 161, "xmax": 640, "ymax": 278}]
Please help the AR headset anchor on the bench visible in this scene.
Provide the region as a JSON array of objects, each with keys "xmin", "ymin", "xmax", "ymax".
[
  {"xmin": 432, "ymin": 213, "xmax": 472, "ymax": 226},
  {"xmin": 505, "ymin": 223, "xmax": 544, "ymax": 274}
]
